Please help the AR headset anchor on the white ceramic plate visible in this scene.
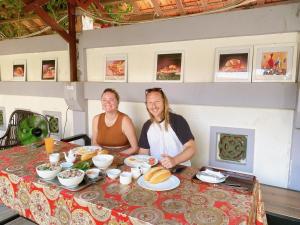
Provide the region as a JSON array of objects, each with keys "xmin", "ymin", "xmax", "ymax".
[
  {"xmin": 124, "ymin": 155, "xmax": 158, "ymax": 168},
  {"xmin": 196, "ymin": 173, "xmax": 226, "ymax": 183},
  {"xmin": 71, "ymin": 146, "xmax": 101, "ymax": 155},
  {"xmin": 137, "ymin": 175, "xmax": 180, "ymax": 191}
]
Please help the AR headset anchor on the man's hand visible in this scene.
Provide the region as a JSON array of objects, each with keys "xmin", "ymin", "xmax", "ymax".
[{"xmin": 160, "ymin": 154, "xmax": 176, "ymax": 169}]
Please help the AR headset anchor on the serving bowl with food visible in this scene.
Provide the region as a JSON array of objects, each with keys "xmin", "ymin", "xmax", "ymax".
[
  {"xmin": 57, "ymin": 169, "xmax": 85, "ymax": 187},
  {"xmin": 92, "ymin": 154, "xmax": 114, "ymax": 170},
  {"xmin": 36, "ymin": 163, "xmax": 62, "ymax": 180}
]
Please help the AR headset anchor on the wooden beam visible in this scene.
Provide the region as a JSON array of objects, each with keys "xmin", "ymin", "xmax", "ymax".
[
  {"xmin": 150, "ymin": 0, "xmax": 164, "ymax": 17},
  {"xmin": 175, "ymin": 0, "xmax": 186, "ymax": 15},
  {"xmin": 68, "ymin": 1, "xmax": 78, "ymax": 81},
  {"xmin": 23, "ymin": 0, "xmax": 50, "ymax": 12},
  {"xmin": 33, "ymin": 6, "xmax": 70, "ymax": 42}
]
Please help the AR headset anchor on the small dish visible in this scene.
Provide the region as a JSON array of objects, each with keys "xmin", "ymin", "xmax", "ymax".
[
  {"xmin": 106, "ymin": 169, "xmax": 121, "ymax": 179},
  {"xmin": 86, "ymin": 168, "xmax": 101, "ymax": 179},
  {"xmin": 60, "ymin": 162, "xmax": 73, "ymax": 169}
]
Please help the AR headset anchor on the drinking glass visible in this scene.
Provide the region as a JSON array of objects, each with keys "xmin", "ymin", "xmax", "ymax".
[{"xmin": 44, "ymin": 137, "xmax": 54, "ymax": 154}]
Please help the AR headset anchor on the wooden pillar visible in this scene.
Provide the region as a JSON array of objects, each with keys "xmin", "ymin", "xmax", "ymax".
[{"xmin": 68, "ymin": 1, "xmax": 77, "ymax": 82}]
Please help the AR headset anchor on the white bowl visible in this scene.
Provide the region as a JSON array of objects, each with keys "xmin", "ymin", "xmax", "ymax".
[
  {"xmin": 57, "ymin": 169, "xmax": 85, "ymax": 187},
  {"xmin": 86, "ymin": 168, "xmax": 101, "ymax": 179},
  {"xmin": 92, "ymin": 154, "xmax": 114, "ymax": 170},
  {"xmin": 106, "ymin": 169, "xmax": 121, "ymax": 179},
  {"xmin": 36, "ymin": 163, "xmax": 62, "ymax": 180}
]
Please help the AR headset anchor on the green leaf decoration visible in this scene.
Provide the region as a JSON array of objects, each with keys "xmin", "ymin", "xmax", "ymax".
[{"xmin": 17, "ymin": 115, "xmax": 49, "ymax": 145}]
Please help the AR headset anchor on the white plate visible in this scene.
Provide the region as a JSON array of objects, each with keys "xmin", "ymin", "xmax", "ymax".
[
  {"xmin": 124, "ymin": 155, "xmax": 158, "ymax": 168},
  {"xmin": 137, "ymin": 175, "xmax": 180, "ymax": 191},
  {"xmin": 71, "ymin": 146, "xmax": 101, "ymax": 155},
  {"xmin": 196, "ymin": 173, "xmax": 226, "ymax": 183}
]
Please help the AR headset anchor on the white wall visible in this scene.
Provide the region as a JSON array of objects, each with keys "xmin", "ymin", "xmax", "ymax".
[
  {"xmin": 0, "ymin": 51, "xmax": 70, "ymax": 81},
  {"xmin": 88, "ymin": 100, "xmax": 294, "ymax": 188},
  {"xmin": 85, "ymin": 32, "xmax": 298, "ymax": 188},
  {"xmin": 86, "ymin": 32, "xmax": 298, "ymax": 82},
  {"xmin": 0, "ymin": 95, "xmax": 74, "ymax": 138}
]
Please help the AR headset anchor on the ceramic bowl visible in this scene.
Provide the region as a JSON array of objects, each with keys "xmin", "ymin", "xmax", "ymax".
[
  {"xmin": 92, "ymin": 154, "xmax": 114, "ymax": 170},
  {"xmin": 57, "ymin": 169, "xmax": 85, "ymax": 187},
  {"xmin": 86, "ymin": 168, "xmax": 101, "ymax": 179},
  {"xmin": 106, "ymin": 169, "xmax": 121, "ymax": 179},
  {"xmin": 36, "ymin": 163, "xmax": 61, "ymax": 180}
]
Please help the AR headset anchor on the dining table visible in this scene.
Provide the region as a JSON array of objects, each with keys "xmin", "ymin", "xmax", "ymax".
[{"xmin": 0, "ymin": 141, "xmax": 268, "ymax": 225}]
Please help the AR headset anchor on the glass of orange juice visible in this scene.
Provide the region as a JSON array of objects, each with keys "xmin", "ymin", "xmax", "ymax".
[{"xmin": 44, "ymin": 137, "xmax": 54, "ymax": 154}]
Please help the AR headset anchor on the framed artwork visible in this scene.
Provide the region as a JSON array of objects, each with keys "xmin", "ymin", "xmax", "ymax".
[
  {"xmin": 252, "ymin": 43, "xmax": 297, "ymax": 82},
  {"xmin": 154, "ymin": 51, "xmax": 184, "ymax": 82},
  {"xmin": 214, "ymin": 46, "xmax": 252, "ymax": 82},
  {"xmin": 209, "ymin": 126, "xmax": 255, "ymax": 173},
  {"xmin": 13, "ymin": 59, "xmax": 26, "ymax": 81},
  {"xmin": 0, "ymin": 107, "xmax": 6, "ymax": 131},
  {"xmin": 41, "ymin": 59, "xmax": 57, "ymax": 81},
  {"xmin": 104, "ymin": 54, "xmax": 127, "ymax": 82}
]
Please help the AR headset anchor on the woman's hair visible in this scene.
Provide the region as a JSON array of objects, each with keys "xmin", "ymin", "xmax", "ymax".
[
  {"xmin": 145, "ymin": 88, "xmax": 170, "ymax": 130},
  {"xmin": 101, "ymin": 88, "xmax": 120, "ymax": 104}
]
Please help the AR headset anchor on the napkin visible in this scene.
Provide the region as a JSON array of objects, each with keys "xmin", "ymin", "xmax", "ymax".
[{"xmin": 200, "ymin": 169, "xmax": 225, "ymax": 180}]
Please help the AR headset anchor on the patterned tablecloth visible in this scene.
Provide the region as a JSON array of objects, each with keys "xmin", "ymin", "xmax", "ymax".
[{"xmin": 0, "ymin": 142, "xmax": 267, "ymax": 225}]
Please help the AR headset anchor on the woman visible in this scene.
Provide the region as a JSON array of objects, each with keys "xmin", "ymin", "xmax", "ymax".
[
  {"xmin": 92, "ymin": 88, "xmax": 138, "ymax": 155},
  {"xmin": 139, "ymin": 88, "xmax": 196, "ymax": 168}
]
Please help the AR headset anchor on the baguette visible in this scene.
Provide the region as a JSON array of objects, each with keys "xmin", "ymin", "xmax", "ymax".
[
  {"xmin": 149, "ymin": 169, "xmax": 171, "ymax": 184},
  {"xmin": 97, "ymin": 149, "xmax": 109, "ymax": 155},
  {"xmin": 144, "ymin": 166, "xmax": 163, "ymax": 181},
  {"xmin": 81, "ymin": 151, "xmax": 97, "ymax": 161}
]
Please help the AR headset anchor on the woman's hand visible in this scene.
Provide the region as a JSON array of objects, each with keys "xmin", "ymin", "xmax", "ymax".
[{"xmin": 160, "ymin": 154, "xmax": 177, "ymax": 169}]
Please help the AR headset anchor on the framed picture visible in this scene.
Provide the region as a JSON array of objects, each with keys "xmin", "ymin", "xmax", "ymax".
[
  {"xmin": 252, "ymin": 43, "xmax": 297, "ymax": 82},
  {"xmin": 154, "ymin": 51, "xmax": 184, "ymax": 82},
  {"xmin": 43, "ymin": 111, "xmax": 62, "ymax": 139},
  {"xmin": 41, "ymin": 59, "xmax": 57, "ymax": 81},
  {"xmin": 214, "ymin": 46, "xmax": 252, "ymax": 82},
  {"xmin": 13, "ymin": 59, "xmax": 26, "ymax": 81},
  {"xmin": 104, "ymin": 54, "xmax": 127, "ymax": 82},
  {"xmin": 0, "ymin": 107, "xmax": 6, "ymax": 131},
  {"xmin": 209, "ymin": 126, "xmax": 255, "ymax": 173}
]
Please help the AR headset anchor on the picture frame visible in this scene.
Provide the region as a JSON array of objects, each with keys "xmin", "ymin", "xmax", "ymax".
[
  {"xmin": 154, "ymin": 51, "xmax": 184, "ymax": 82},
  {"xmin": 43, "ymin": 111, "xmax": 62, "ymax": 139},
  {"xmin": 104, "ymin": 54, "xmax": 127, "ymax": 82},
  {"xmin": 13, "ymin": 59, "xmax": 26, "ymax": 81},
  {"xmin": 41, "ymin": 59, "xmax": 57, "ymax": 81},
  {"xmin": 0, "ymin": 107, "xmax": 6, "ymax": 131},
  {"xmin": 209, "ymin": 126, "xmax": 255, "ymax": 173},
  {"xmin": 252, "ymin": 43, "xmax": 297, "ymax": 82},
  {"xmin": 214, "ymin": 46, "xmax": 252, "ymax": 82}
]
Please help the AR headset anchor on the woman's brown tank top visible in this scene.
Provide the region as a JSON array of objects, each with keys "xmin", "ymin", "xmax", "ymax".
[{"xmin": 96, "ymin": 111, "xmax": 130, "ymax": 147}]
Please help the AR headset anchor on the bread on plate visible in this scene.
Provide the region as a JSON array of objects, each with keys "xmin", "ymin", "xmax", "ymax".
[{"xmin": 144, "ymin": 166, "xmax": 171, "ymax": 184}]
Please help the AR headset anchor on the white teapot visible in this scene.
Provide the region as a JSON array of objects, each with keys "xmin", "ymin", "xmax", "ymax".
[{"xmin": 63, "ymin": 150, "xmax": 76, "ymax": 163}]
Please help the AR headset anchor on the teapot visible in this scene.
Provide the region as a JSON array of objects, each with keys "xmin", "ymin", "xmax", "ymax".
[{"xmin": 63, "ymin": 150, "xmax": 76, "ymax": 163}]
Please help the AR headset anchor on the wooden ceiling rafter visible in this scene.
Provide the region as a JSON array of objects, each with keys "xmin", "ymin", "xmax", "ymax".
[
  {"xmin": 22, "ymin": 0, "xmax": 70, "ymax": 42},
  {"xmin": 150, "ymin": 0, "xmax": 164, "ymax": 16},
  {"xmin": 175, "ymin": 0, "xmax": 187, "ymax": 14}
]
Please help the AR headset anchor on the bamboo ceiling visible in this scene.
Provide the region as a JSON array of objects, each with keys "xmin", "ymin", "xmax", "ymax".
[{"xmin": 0, "ymin": 0, "xmax": 294, "ymax": 41}]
